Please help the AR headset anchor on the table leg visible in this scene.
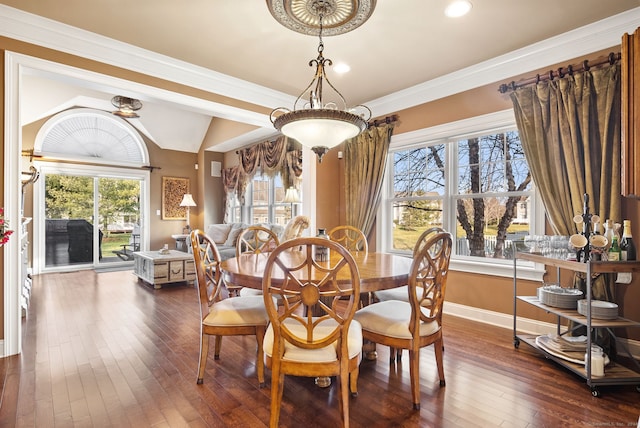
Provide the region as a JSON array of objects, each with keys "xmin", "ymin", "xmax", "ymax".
[
  {"xmin": 363, "ymin": 340, "xmax": 377, "ymax": 360},
  {"xmin": 315, "ymin": 376, "xmax": 331, "ymax": 387}
]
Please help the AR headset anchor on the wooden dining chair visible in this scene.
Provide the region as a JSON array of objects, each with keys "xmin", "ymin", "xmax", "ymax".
[
  {"xmin": 236, "ymin": 225, "xmax": 280, "ymax": 258},
  {"xmin": 328, "ymin": 225, "xmax": 368, "ymax": 253},
  {"xmin": 373, "ymin": 227, "xmax": 447, "ymax": 361},
  {"xmin": 235, "ymin": 226, "xmax": 280, "ymax": 297},
  {"xmin": 189, "ymin": 229, "xmax": 268, "ymax": 386},
  {"xmin": 262, "ymin": 237, "xmax": 363, "ymax": 428},
  {"xmin": 354, "ymin": 231, "xmax": 452, "ymax": 410},
  {"xmin": 374, "ymin": 226, "xmax": 445, "ymax": 304}
]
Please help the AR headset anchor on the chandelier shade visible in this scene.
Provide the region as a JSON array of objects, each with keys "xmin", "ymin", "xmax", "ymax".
[{"xmin": 273, "ymin": 109, "xmax": 366, "ymax": 150}]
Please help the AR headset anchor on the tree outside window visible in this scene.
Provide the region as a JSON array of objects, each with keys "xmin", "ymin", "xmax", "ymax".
[{"xmin": 389, "ymin": 129, "xmax": 532, "ymax": 259}]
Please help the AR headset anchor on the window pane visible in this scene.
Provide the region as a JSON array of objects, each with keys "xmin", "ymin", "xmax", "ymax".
[
  {"xmin": 394, "ymin": 145, "xmax": 445, "ymax": 197},
  {"xmin": 252, "ymin": 176, "xmax": 269, "ymax": 205},
  {"xmin": 392, "ymin": 199, "xmax": 443, "ymax": 251},
  {"xmin": 457, "ymin": 132, "xmax": 527, "ymax": 194},
  {"xmin": 455, "ymin": 196, "xmax": 530, "ymax": 259}
]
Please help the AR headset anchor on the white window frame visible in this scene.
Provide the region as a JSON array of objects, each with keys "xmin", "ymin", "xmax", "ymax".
[
  {"xmin": 377, "ymin": 110, "xmax": 545, "ymax": 281},
  {"xmin": 244, "ymin": 173, "xmax": 288, "ymax": 225}
]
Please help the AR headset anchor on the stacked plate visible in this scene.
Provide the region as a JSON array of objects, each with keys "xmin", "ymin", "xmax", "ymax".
[
  {"xmin": 537, "ymin": 284, "xmax": 583, "ymax": 309},
  {"xmin": 577, "ymin": 300, "xmax": 619, "ymax": 320}
]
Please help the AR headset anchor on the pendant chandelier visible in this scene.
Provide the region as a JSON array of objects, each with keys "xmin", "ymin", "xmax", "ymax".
[{"xmin": 268, "ymin": 0, "xmax": 374, "ymax": 162}]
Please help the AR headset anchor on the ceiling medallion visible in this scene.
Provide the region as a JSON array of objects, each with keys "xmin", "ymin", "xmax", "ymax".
[{"xmin": 267, "ymin": 0, "xmax": 376, "ymax": 36}]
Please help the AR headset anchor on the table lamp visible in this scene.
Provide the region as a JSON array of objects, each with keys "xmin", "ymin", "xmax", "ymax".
[
  {"xmin": 180, "ymin": 193, "xmax": 197, "ymax": 232},
  {"xmin": 283, "ymin": 187, "xmax": 300, "ymax": 219}
]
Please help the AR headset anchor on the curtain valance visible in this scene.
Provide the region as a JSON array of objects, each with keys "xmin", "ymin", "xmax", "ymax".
[{"xmin": 222, "ymin": 136, "xmax": 302, "ymax": 209}]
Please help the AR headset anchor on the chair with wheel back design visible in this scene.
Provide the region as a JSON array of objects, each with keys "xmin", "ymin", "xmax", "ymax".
[
  {"xmin": 374, "ymin": 226, "xmax": 446, "ymax": 305},
  {"xmin": 236, "ymin": 225, "xmax": 280, "ymax": 297},
  {"xmin": 328, "ymin": 225, "xmax": 368, "ymax": 254},
  {"xmin": 354, "ymin": 231, "xmax": 452, "ymax": 410},
  {"xmin": 262, "ymin": 237, "xmax": 363, "ymax": 427},
  {"xmin": 190, "ymin": 229, "xmax": 268, "ymax": 386}
]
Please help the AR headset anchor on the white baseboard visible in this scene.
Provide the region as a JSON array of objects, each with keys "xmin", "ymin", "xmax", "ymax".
[
  {"xmin": 444, "ymin": 302, "xmax": 640, "ymax": 360},
  {"xmin": 0, "ymin": 340, "xmax": 4, "ymax": 358}
]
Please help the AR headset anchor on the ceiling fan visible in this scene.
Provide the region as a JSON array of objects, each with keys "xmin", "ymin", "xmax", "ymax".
[{"xmin": 111, "ymin": 95, "xmax": 143, "ymax": 118}]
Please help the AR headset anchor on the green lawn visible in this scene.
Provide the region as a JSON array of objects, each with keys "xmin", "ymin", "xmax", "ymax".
[
  {"xmin": 392, "ymin": 224, "xmax": 530, "ymax": 252},
  {"xmin": 101, "ymin": 232, "xmax": 132, "ymax": 253}
]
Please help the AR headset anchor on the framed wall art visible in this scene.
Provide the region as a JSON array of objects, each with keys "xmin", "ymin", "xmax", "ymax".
[{"xmin": 162, "ymin": 176, "xmax": 189, "ymax": 220}]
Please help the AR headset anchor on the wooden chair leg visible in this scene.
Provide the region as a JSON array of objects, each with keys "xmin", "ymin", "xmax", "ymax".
[
  {"xmin": 214, "ymin": 336, "xmax": 222, "ymax": 360},
  {"xmin": 435, "ymin": 338, "xmax": 446, "ymax": 387},
  {"xmin": 339, "ymin": 369, "xmax": 351, "ymax": 428},
  {"xmin": 349, "ymin": 365, "xmax": 359, "ymax": 397},
  {"xmin": 409, "ymin": 349, "xmax": 420, "ymax": 410},
  {"xmin": 269, "ymin": 366, "xmax": 285, "ymax": 428},
  {"xmin": 197, "ymin": 333, "xmax": 209, "ymax": 384},
  {"xmin": 256, "ymin": 327, "xmax": 266, "ymax": 387}
]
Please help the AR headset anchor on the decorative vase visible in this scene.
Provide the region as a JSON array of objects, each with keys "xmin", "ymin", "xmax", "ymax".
[{"xmin": 314, "ymin": 228, "xmax": 330, "ymax": 262}]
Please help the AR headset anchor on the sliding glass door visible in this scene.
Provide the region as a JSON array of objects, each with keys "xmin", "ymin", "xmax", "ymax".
[{"xmin": 35, "ymin": 163, "xmax": 148, "ymax": 272}]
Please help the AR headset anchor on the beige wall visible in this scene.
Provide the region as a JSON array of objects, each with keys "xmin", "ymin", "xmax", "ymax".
[{"xmin": 2, "ymin": 36, "xmax": 640, "ymax": 343}]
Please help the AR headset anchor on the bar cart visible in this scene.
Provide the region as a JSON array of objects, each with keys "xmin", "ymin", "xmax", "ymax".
[{"xmin": 513, "ymin": 252, "xmax": 640, "ymax": 397}]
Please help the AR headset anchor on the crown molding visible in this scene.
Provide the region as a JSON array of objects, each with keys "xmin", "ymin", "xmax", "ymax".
[
  {"xmin": 367, "ymin": 7, "xmax": 640, "ymax": 117},
  {"xmin": 0, "ymin": 5, "xmax": 295, "ymax": 110}
]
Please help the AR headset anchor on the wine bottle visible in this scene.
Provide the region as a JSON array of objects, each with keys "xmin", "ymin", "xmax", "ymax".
[
  {"xmin": 608, "ymin": 236, "xmax": 621, "ymax": 261},
  {"xmin": 620, "ymin": 220, "xmax": 636, "ymax": 261}
]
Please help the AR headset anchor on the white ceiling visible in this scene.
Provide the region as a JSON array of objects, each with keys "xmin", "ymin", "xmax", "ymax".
[{"xmin": 1, "ymin": 1, "xmax": 640, "ymax": 153}]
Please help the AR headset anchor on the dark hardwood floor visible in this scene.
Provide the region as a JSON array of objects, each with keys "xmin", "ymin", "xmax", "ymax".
[{"xmin": 1, "ymin": 269, "xmax": 639, "ymax": 427}]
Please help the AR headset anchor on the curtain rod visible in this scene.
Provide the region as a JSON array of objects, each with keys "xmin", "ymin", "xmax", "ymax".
[
  {"xmin": 498, "ymin": 52, "xmax": 621, "ymax": 94},
  {"xmin": 368, "ymin": 114, "xmax": 398, "ymax": 128}
]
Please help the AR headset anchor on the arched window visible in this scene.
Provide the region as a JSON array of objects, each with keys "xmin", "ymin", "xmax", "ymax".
[{"xmin": 34, "ymin": 108, "xmax": 149, "ymax": 166}]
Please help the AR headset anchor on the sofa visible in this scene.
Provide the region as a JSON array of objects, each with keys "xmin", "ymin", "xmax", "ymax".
[{"xmin": 189, "ymin": 215, "xmax": 310, "ymax": 261}]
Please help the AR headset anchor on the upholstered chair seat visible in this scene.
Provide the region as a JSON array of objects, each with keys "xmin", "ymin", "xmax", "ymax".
[
  {"xmin": 202, "ymin": 295, "xmax": 269, "ymax": 327},
  {"xmin": 264, "ymin": 318, "xmax": 362, "ymax": 363},
  {"xmin": 353, "ymin": 300, "xmax": 439, "ymax": 339}
]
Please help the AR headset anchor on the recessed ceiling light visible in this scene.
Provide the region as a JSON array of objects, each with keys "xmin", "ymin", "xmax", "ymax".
[
  {"xmin": 445, "ymin": 0, "xmax": 472, "ymax": 18},
  {"xmin": 333, "ymin": 63, "xmax": 351, "ymax": 74}
]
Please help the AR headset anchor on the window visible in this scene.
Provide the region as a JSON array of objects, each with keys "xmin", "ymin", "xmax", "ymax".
[
  {"xmin": 381, "ymin": 110, "xmax": 544, "ymax": 279},
  {"xmin": 242, "ymin": 174, "xmax": 291, "ymax": 226}
]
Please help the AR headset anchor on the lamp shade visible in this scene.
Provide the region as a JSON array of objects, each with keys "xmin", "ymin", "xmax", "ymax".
[
  {"xmin": 283, "ymin": 187, "xmax": 300, "ymax": 203},
  {"xmin": 180, "ymin": 193, "xmax": 197, "ymax": 207},
  {"xmin": 277, "ymin": 111, "xmax": 365, "ymax": 151}
]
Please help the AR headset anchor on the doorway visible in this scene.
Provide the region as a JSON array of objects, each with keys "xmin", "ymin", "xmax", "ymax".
[
  {"xmin": 34, "ymin": 163, "xmax": 149, "ymax": 273},
  {"xmin": 42, "ymin": 172, "xmax": 143, "ymax": 269}
]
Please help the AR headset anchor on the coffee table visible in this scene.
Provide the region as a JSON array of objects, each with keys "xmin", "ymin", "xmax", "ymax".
[{"xmin": 133, "ymin": 250, "xmax": 196, "ymax": 289}]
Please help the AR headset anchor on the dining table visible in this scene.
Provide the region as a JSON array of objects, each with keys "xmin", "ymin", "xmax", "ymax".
[
  {"xmin": 220, "ymin": 250, "xmax": 413, "ymax": 387},
  {"xmin": 220, "ymin": 250, "xmax": 412, "ymax": 294}
]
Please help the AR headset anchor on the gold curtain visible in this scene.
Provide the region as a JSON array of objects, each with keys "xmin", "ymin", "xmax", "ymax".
[
  {"xmin": 510, "ymin": 63, "xmax": 621, "ymax": 352},
  {"xmin": 510, "ymin": 63, "xmax": 621, "ymax": 236},
  {"xmin": 344, "ymin": 123, "xmax": 394, "ymax": 238},
  {"xmin": 283, "ymin": 149, "xmax": 303, "ymax": 189}
]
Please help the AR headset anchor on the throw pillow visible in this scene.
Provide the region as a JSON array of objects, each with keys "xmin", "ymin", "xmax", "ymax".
[
  {"xmin": 224, "ymin": 223, "xmax": 246, "ymax": 246},
  {"xmin": 207, "ymin": 224, "xmax": 232, "ymax": 244}
]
